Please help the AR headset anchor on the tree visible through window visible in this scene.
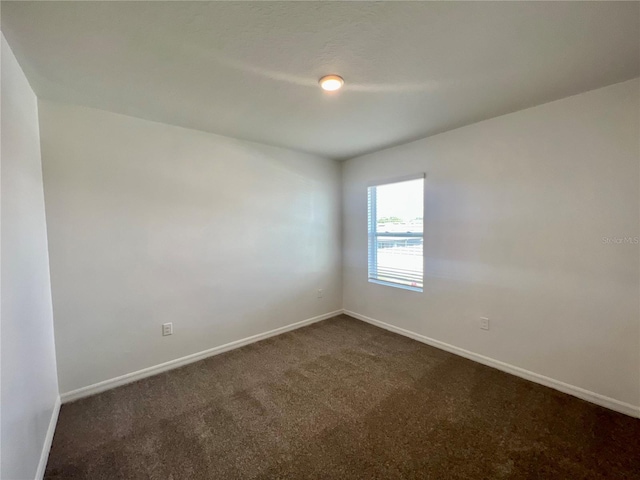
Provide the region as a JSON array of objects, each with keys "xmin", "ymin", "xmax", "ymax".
[{"xmin": 368, "ymin": 176, "xmax": 424, "ymax": 292}]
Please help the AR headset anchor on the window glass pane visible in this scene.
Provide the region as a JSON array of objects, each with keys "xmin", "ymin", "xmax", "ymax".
[{"xmin": 368, "ymin": 178, "xmax": 423, "ymax": 291}]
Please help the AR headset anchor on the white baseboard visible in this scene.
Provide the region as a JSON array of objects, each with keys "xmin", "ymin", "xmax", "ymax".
[
  {"xmin": 60, "ymin": 307, "xmax": 639, "ymax": 418},
  {"xmin": 35, "ymin": 395, "xmax": 61, "ymax": 480},
  {"xmin": 60, "ymin": 310, "xmax": 343, "ymax": 404},
  {"xmin": 344, "ymin": 310, "xmax": 640, "ymax": 419}
]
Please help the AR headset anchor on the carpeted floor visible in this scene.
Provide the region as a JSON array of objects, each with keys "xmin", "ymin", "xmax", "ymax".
[{"xmin": 45, "ymin": 314, "xmax": 640, "ymax": 479}]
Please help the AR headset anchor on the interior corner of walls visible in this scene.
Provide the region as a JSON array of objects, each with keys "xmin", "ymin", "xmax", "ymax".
[
  {"xmin": 2, "ymin": 32, "xmax": 63, "ymax": 479},
  {"xmin": 34, "ymin": 396, "xmax": 61, "ymax": 480}
]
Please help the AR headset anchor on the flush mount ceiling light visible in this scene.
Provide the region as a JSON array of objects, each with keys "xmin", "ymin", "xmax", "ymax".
[{"xmin": 319, "ymin": 75, "xmax": 344, "ymax": 92}]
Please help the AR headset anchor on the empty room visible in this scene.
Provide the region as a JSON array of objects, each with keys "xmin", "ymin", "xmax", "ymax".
[{"xmin": 1, "ymin": 1, "xmax": 639, "ymax": 479}]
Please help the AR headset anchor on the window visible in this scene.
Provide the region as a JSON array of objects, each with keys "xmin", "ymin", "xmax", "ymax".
[{"xmin": 368, "ymin": 175, "xmax": 424, "ymax": 292}]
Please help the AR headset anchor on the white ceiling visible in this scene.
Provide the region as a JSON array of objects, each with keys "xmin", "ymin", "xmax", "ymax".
[{"xmin": 2, "ymin": 1, "xmax": 639, "ymax": 160}]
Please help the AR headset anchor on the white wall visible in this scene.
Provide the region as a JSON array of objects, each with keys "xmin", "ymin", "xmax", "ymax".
[
  {"xmin": 1, "ymin": 35, "xmax": 60, "ymax": 479},
  {"xmin": 343, "ymin": 79, "xmax": 640, "ymax": 408},
  {"xmin": 38, "ymin": 100, "xmax": 342, "ymax": 394}
]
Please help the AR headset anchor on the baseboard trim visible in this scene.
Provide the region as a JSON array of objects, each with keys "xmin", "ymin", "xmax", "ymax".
[
  {"xmin": 35, "ymin": 395, "xmax": 61, "ymax": 480},
  {"xmin": 61, "ymin": 310, "xmax": 343, "ymax": 404},
  {"xmin": 60, "ymin": 308, "xmax": 639, "ymax": 418},
  {"xmin": 344, "ymin": 310, "xmax": 640, "ymax": 419}
]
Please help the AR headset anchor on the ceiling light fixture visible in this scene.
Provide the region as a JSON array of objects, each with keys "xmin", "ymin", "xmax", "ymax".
[{"xmin": 319, "ymin": 75, "xmax": 344, "ymax": 92}]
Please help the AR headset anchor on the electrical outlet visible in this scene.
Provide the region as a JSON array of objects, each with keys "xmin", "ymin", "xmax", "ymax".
[
  {"xmin": 317, "ymin": 289, "xmax": 324, "ymax": 298},
  {"xmin": 480, "ymin": 317, "xmax": 490, "ymax": 331},
  {"xmin": 162, "ymin": 323, "xmax": 173, "ymax": 336}
]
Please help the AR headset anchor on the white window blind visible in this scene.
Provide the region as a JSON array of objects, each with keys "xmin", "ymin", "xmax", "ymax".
[{"xmin": 368, "ymin": 175, "xmax": 424, "ymax": 292}]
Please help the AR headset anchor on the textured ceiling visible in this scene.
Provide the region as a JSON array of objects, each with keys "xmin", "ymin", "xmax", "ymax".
[{"xmin": 2, "ymin": 1, "xmax": 639, "ymax": 160}]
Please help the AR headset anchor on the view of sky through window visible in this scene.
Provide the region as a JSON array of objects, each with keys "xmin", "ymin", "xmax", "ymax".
[{"xmin": 375, "ymin": 179, "xmax": 423, "ymax": 223}]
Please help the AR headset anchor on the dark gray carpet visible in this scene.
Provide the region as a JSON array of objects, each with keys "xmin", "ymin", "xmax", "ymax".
[{"xmin": 45, "ymin": 314, "xmax": 640, "ymax": 479}]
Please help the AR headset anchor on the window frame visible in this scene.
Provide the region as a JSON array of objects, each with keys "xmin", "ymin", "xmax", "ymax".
[{"xmin": 367, "ymin": 173, "xmax": 425, "ymax": 293}]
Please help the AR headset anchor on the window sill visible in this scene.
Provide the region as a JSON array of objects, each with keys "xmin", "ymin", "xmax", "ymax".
[{"xmin": 368, "ymin": 278, "xmax": 423, "ymax": 293}]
